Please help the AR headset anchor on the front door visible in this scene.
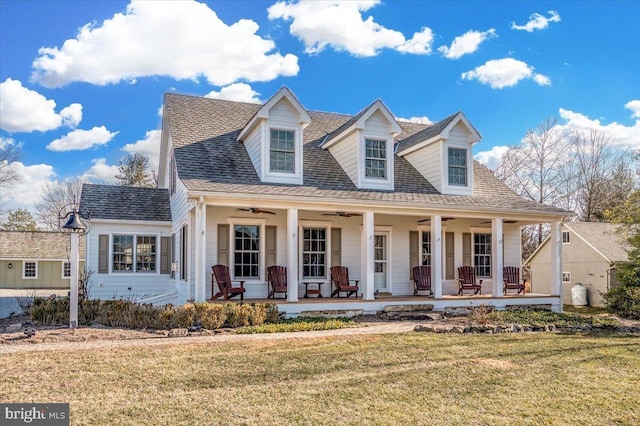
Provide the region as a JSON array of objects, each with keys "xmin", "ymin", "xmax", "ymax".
[{"xmin": 374, "ymin": 232, "xmax": 388, "ymax": 292}]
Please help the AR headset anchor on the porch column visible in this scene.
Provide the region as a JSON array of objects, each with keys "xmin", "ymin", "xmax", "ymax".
[
  {"xmin": 431, "ymin": 215, "xmax": 443, "ymax": 298},
  {"xmin": 491, "ymin": 218, "xmax": 504, "ymax": 298},
  {"xmin": 361, "ymin": 211, "xmax": 375, "ymax": 300},
  {"xmin": 287, "ymin": 208, "xmax": 299, "ymax": 302},
  {"xmin": 194, "ymin": 200, "xmax": 207, "ymax": 302},
  {"xmin": 550, "ymin": 221, "xmax": 563, "ymax": 312}
]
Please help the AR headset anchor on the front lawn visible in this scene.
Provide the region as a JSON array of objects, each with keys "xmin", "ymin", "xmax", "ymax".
[{"xmin": 2, "ymin": 332, "xmax": 638, "ymax": 425}]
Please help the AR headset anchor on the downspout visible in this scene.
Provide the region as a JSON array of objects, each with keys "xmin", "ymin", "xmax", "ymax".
[{"xmin": 606, "ymin": 264, "xmax": 616, "ymax": 292}]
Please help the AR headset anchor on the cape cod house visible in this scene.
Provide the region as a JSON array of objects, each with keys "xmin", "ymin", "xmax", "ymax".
[{"xmin": 79, "ymin": 87, "xmax": 573, "ymax": 315}]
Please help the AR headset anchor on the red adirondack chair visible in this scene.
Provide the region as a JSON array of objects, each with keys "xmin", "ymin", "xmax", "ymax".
[
  {"xmin": 330, "ymin": 266, "xmax": 359, "ymax": 298},
  {"xmin": 413, "ymin": 265, "xmax": 432, "ymax": 296},
  {"xmin": 267, "ymin": 265, "xmax": 287, "ymax": 299},
  {"xmin": 503, "ymin": 266, "xmax": 525, "ymax": 295},
  {"xmin": 211, "ymin": 264, "xmax": 246, "ymax": 301},
  {"xmin": 457, "ymin": 266, "xmax": 482, "ymax": 295}
]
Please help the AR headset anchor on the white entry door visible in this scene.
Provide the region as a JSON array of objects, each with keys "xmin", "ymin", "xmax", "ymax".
[{"xmin": 374, "ymin": 232, "xmax": 389, "ymax": 292}]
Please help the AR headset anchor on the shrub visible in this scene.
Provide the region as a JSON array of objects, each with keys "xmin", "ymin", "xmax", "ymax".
[
  {"xmin": 468, "ymin": 304, "xmax": 494, "ymax": 324},
  {"xmin": 603, "ymin": 285, "xmax": 640, "ymax": 319},
  {"xmin": 28, "ymin": 299, "xmax": 281, "ymax": 331}
]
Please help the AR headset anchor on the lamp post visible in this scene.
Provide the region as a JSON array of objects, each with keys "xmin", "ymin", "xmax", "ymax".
[{"xmin": 59, "ymin": 203, "xmax": 88, "ymax": 328}]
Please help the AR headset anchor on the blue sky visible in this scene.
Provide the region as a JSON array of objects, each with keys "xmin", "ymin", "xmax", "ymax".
[{"xmin": 1, "ymin": 0, "xmax": 639, "ymax": 213}]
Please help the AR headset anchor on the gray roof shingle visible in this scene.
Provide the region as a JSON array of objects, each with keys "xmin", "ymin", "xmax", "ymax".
[
  {"xmin": 0, "ymin": 231, "xmax": 85, "ymax": 259},
  {"xmin": 164, "ymin": 93, "xmax": 572, "ymax": 216},
  {"xmin": 80, "ymin": 184, "xmax": 171, "ymax": 222},
  {"xmin": 565, "ymin": 222, "xmax": 631, "ymax": 262}
]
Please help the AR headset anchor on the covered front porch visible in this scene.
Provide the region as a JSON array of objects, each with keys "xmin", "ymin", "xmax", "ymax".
[{"xmin": 181, "ymin": 197, "xmax": 566, "ymax": 312}]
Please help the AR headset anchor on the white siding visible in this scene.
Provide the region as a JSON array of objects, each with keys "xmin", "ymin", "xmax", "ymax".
[
  {"xmin": 268, "ymin": 98, "xmax": 299, "ymax": 125},
  {"xmin": 503, "ymin": 225, "xmax": 522, "ymax": 269},
  {"xmin": 87, "ymin": 221, "xmax": 172, "ymax": 301},
  {"xmin": 328, "ymin": 132, "xmax": 359, "ymax": 186},
  {"xmin": 364, "ymin": 110, "xmax": 391, "ymax": 133},
  {"xmin": 243, "ymin": 126, "xmax": 262, "ymax": 177},
  {"xmin": 169, "ymin": 179, "xmax": 191, "ymax": 303},
  {"xmin": 405, "ymin": 140, "xmax": 443, "ymax": 192},
  {"xmin": 449, "ymin": 123, "xmax": 470, "ymax": 140}
]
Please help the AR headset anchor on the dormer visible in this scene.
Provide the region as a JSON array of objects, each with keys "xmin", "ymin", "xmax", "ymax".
[
  {"xmin": 237, "ymin": 87, "xmax": 311, "ymax": 185},
  {"xmin": 396, "ymin": 112, "xmax": 481, "ymax": 196},
  {"xmin": 322, "ymin": 100, "xmax": 401, "ymax": 191}
]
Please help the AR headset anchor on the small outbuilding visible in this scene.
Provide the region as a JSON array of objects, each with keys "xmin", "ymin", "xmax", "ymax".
[{"xmin": 525, "ymin": 222, "xmax": 630, "ymax": 307}]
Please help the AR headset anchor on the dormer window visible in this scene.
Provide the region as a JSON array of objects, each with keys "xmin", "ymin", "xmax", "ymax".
[
  {"xmin": 448, "ymin": 147, "xmax": 468, "ymax": 186},
  {"xmin": 270, "ymin": 129, "xmax": 295, "ymax": 173},
  {"xmin": 365, "ymin": 138, "xmax": 387, "ymax": 179}
]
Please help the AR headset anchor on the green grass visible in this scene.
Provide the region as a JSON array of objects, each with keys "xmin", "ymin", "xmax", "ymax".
[{"xmin": 2, "ymin": 332, "xmax": 639, "ymax": 425}]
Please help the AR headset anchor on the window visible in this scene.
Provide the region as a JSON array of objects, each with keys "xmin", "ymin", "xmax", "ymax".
[
  {"xmin": 421, "ymin": 232, "xmax": 431, "ymax": 266},
  {"xmin": 63, "ymin": 262, "xmax": 71, "ymax": 278},
  {"xmin": 448, "ymin": 147, "xmax": 467, "ymax": 186},
  {"xmin": 136, "ymin": 236, "xmax": 157, "ymax": 272},
  {"xmin": 365, "ymin": 138, "xmax": 386, "ymax": 178},
  {"xmin": 303, "ymin": 228, "xmax": 327, "ymax": 278},
  {"xmin": 474, "ymin": 233, "xmax": 491, "ymax": 278},
  {"xmin": 23, "ymin": 261, "xmax": 37, "ymax": 279},
  {"xmin": 270, "ymin": 129, "xmax": 295, "ymax": 173},
  {"xmin": 180, "ymin": 225, "xmax": 188, "ymax": 281},
  {"xmin": 113, "ymin": 235, "xmax": 157, "ymax": 273},
  {"xmin": 234, "ymin": 225, "xmax": 260, "ymax": 279},
  {"xmin": 169, "ymin": 154, "xmax": 177, "ymax": 195},
  {"xmin": 562, "ymin": 230, "xmax": 570, "ymax": 244},
  {"xmin": 562, "ymin": 272, "xmax": 571, "ymax": 283}
]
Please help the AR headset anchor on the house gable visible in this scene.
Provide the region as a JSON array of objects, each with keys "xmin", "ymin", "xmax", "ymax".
[
  {"xmin": 397, "ymin": 112, "xmax": 481, "ymax": 195},
  {"xmin": 322, "ymin": 100, "xmax": 401, "ymax": 191},
  {"xmin": 237, "ymin": 87, "xmax": 310, "ymax": 185}
]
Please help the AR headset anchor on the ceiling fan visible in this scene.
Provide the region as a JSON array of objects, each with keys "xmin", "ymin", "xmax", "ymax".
[
  {"xmin": 235, "ymin": 208, "xmax": 276, "ymax": 215},
  {"xmin": 417, "ymin": 217, "xmax": 454, "ymax": 223},
  {"xmin": 322, "ymin": 211, "xmax": 362, "ymax": 218}
]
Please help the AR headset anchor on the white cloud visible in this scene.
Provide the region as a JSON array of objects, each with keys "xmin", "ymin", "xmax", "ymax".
[
  {"xmin": 510, "ymin": 10, "xmax": 561, "ymax": 32},
  {"xmin": 267, "ymin": 1, "xmax": 433, "ymax": 57},
  {"xmin": 396, "ymin": 116, "xmax": 432, "ymax": 125},
  {"xmin": 81, "ymin": 158, "xmax": 119, "ymax": 183},
  {"xmin": 122, "ymin": 130, "xmax": 162, "ymax": 171},
  {"xmin": 47, "ymin": 126, "xmax": 118, "ymax": 152},
  {"xmin": 558, "ymin": 107, "xmax": 640, "ymax": 148},
  {"xmin": 3, "ymin": 161, "xmax": 56, "ymax": 209},
  {"xmin": 625, "ymin": 100, "xmax": 640, "ymax": 119},
  {"xmin": 205, "ymin": 83, "xmax": 262, "ymax": 103},
  {"xmin": 438, "ymin": 28, "xmax": 496, "ymax": 59},
  {"xmin": 461, "ymin": 58, "xmax": 550, "ymax": 89},
  {"xmin": 474, "ymin": 145, "xmax": 510, "ymax": 170},
  {"xmin": 0, "ymin": 78, "xmax": 82, "ymax": 132},
  {"xmin": 31, "ymin": 0, "xmax": 299, "ymax": 88},
  {"xmin": 533, "ymin": 73, "xmax": 551, "ymax": 86}
]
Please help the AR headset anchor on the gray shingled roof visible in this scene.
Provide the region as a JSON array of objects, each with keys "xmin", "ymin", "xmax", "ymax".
[
  {"xmin": 565, "ymin": 222, "xmax": 631, "ymax": 262},
  {"xmin": 395, "ymin": 112, "xmax": 460, "ymax": 153},
  {"xmin": 164, "ymin": 93, "xmax": 571, "ymax": 216},
  {"xmin": 80, "ymin": 184, "xmax": 171, "ymax": 222},
  {"xmin": 0, "ymin": 231, "xmax": 85, "ymax": 259}
]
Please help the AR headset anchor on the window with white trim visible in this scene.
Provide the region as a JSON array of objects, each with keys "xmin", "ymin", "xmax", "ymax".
[
  {"xmin": 421, "ymin": 231, "xmax": 431, "ymax": 266},
  {"xmin": 302, "ymin": 227, "xmax": 327, "ymax": 278},
  {"xmin": 365, "ymin": 138, "xmax": 386, "ymax": 178},
  {"xmin": 448, "ymin": 147, "xmax": 468, "ymax": 186},
  {"xmin": 270, "ymin": 129, "xmax": 295, "ymax": 173},
  {"xmin": 562, "ymin": 272, "xmax": 571, "ymax": 283},
  {"xmin": 234, "ymin": 225, "xmax": 260, "ymax": 279},
  {"xmin": 112, "ymin": 235, "xmax": 157, "ymax": 273},
  {"xmin": 562, "ymin": 231, "xmax": 570, "ymax": 244},
  {"xmin": 474, "ymin": 233, "xmax": 492, "ymax": 278},
  {"xmin": 23, "ymin": 261, "xmax": 37, "ymax": 279},
  {"xmin": 180, "ymin": 226, "xmax": 188, "ymax": 281},
  {"xmin": 63, "ymin": 261, "xmax": 71, "ymax": 278}
]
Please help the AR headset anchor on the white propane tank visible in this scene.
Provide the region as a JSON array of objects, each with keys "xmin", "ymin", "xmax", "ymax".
[{"xmin": 571, "ymin": 283, "xmax": 588, "ymax": 307}]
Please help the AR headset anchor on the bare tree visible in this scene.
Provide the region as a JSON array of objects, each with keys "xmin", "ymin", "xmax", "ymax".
[
  {"xmin": 494, "ymin": 118, "xmax": 574, "ymax": 251},
  {"xmin": 0, "ymin": 140, "xmax": 22, "ymax": 215},
  {"xmin": 570, "ymin": 129, "xmax": 635, "ymax": 221},
  {"xmin": 34, "ymin": 179, "xmax": 83, "ymax": 230},
  {"xmin": 114, "ymin": 153, "xmax": 155, "ymax": 187}
]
